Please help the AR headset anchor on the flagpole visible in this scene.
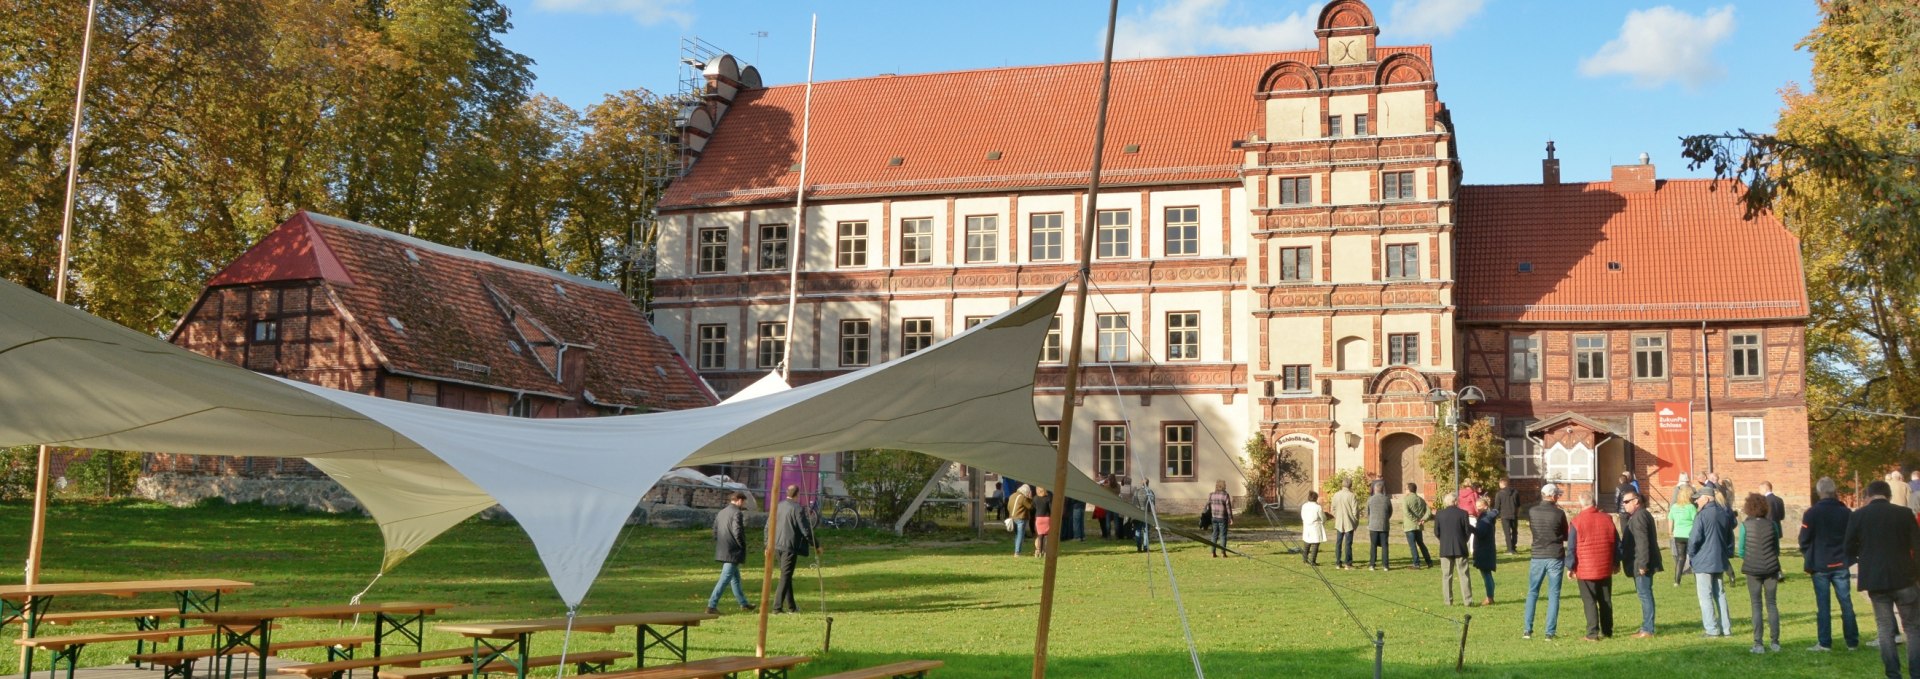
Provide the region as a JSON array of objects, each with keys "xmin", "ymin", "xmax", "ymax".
[
  {"xmin": 23, "ymin": 0, "xmax": 97, "ymax": 665},
  {"xmin": 758, "ymin": 13, "xmax": 817, "ymax": 658},
  {"xmin": 1034, "ymin": 1, "xmax": 1118, "ymax": 676}
]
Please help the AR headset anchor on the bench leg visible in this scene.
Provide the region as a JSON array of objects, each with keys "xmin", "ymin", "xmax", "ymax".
[{"xmin": 42, "ymin": 645, "xmax": 83, "ymax": 679}]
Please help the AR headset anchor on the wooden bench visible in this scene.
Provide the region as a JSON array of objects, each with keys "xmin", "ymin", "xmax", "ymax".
[
  {"xmin": 278, "ymin": 648, "xmax": 473, "ymax": 679},
  {"xmin": 810, "ymin": 660, "xmax": 942, "ymax": 679},
  {"xmin": 375, "ymin": 650, "xmax": 632, "ymax": 679},
  {"xmin": 598, "ymin": 655, "xmax": 810, "ymax": 679},
  {"xmin": 15, "ymin": 626, "xmax": 226, "ymax": 679},
  {"xmin": 130, "ymin": 634, "xmax": 371, "ymax": 679},
  {"xmin": 39, "ymin": 608, "xmax": 178, "ymax": 625}
]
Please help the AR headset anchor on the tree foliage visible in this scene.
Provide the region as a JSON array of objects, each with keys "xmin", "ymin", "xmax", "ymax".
[
  {"xmin": 1682, "ymin": 0, "xmax": 1920, "ymax": 471},
  {"xmin": 1420, "ymin": 414, "xmax": 1505, "ymax": 498},
  {"xmin": 0, "ymin": 0, "xmax": 682, "ymax": 334},
  {"xmin": 1238, "ymin": 433, "xmax": 1306, "ymax": 514},
  {"xmin": 1318, "ymin": 467, "xmax": 1371, "ymax": 511},
  {"xmin": 841, "ymin": 449, "xmax": 946, "ymax": 525}
]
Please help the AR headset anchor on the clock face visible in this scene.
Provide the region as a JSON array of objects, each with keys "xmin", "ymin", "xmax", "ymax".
[{"xmin": 1330, "ymin": 37, "xmax": 1364, "ymax": 65}]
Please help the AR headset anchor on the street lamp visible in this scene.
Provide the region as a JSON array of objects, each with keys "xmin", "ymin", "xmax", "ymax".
[{"xmin": 1427, "ymin": 386, "xmax": 1486, "ymax": 495}]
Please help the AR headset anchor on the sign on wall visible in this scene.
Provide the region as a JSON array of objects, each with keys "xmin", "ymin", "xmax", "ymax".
[{"xmin": 1653, "ymin": 401, "xmax": 1693, "ymax": 487}]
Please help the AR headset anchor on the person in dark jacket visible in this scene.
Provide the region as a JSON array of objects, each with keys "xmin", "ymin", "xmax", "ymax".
[
  {"xmin": 1567, "ymin": 493, "xmax": 1618, "ymax": 640},
  {"xmin": 1367, "ymin": 481, "xmax": 1394, "ymax": 570},
  {"xmin": 1612, "ymin": 472, "xmax": 1639, "ymax": 516},
  {"xmin": 705, "ymin": 492, "xmax": 757, "ymax": 615},
  {"xmin": 1800, "ymin": 477, "xmax": 1859, "ymax": 651},
  {"xmin": 1523, "ymin": 484, "xmax": 1568, "ymax": 639},
  {"xmin": 1619, "ymin": 491, "xmax": 1663, "ymax": 637},
  {"xmin": 1737, "ymin": 493, "xmax": 1782, "ymax": 653},
  {"xmin": 1494, "ymin": 478, "xmax": 1520, "ymax": 554},
  {"xmin": 1761, "ymin": 481, "xmax": 1786, "ymax": 535},
  {"xmin": 1433, "ymin": 493, "xmax": 1473, "ymax": 606},
  {"xmin": 1846, "ymin": 480, "xmax": 1920, "ymax": 678},
  {"xmin": 1689, "ymin": 491, "xmax": 1736, "ymax": 637},
  {"xmin": 1206, "ymin": 480, "xmax": 1234, "ymax": 558},
  {"xmin": 1471, "ymin": 497, "xmax": 1500, "ymax": 605},
  {"xmin": 772, "ymin": 485, "xmax": 816, "ymax": 614}
]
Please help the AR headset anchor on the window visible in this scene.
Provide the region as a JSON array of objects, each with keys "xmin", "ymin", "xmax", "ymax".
[
  {"xmin": 1544, "ymin": 441, "xmax": 1594, "ymax": 483},
  {"xmin": 1029, "ymin": 213, "xmax": 1064, "ymax": 262},
  {"xmin": 697, "ymin": 324, "xmax": 727, "ymax": 370},
  {"xmin": 698, "ymin": 228, "xmax": 728, "ymax": 274},
  {"xmin": 1354, "ymin": 113, "xmax": 1369, "ymax": 136},
  {"xmin": 508, "ymin": 396, "xmax": 535, "ymax": 418},
  {"xmin": 1279, "ymin": 177, "xmax": 1313, "ymax": 206},
  {"xmin": 1265, "ymin": 247, "xmax": 1310, "ymax": 284},
  {"xmin": 965, "ymin": 315, "xmax": 993, "ymax": 329},
  {"xmin": 1633, "ymin": 334, "xmax": 1667, "ymax": 379},
  {"xmin": 836, "ymin": 221, "xmax": 867, "ymax": 268},
  {"xmin": 1731, "ymin": 332, "xmax": 1763, "ymax": 378},
  {"xmin": 839, "ymin": 319, "xmax": 870, "ymax": 367},
  {"xmin": 1281, "ymin": 365, "xmax": 1313, "ymax": 394},
  {"xmin": 756, "ymin": 322, "xmax": 786, "ymax": 369},
  {"xmin": 1504, "ymin": 418, "xmax": 1541, "ymax": 479},
  {"xmin": 1096, "ymin": 210, "xmax": 1131, "ymax": 258},
  {"xmin": 1163, "ymin": 207, "xmax": 1199, "ymax": 256},
  {"xmin": 405, "ymin": 381, "xmax": 437, "ymax": 406},
  {"xmin": 1165, "ymin": 312, "xmax": 1199, "ymax": 361},
  {"xmin": 964, "ymin": 215, "xmax": 998, "ymax": 263},
  {"xmin": 1575, "ymin": 334, "xmax": 1607, "ymax": 380},
  {"xmin": 1097, "ymin": 424, "xmax": 1128, "ymax": 477},
  {"xmin": 1038, "ymin": 423, "xmax": 1060, "ymax": 445},
  {"xmin": 900, "ymin": 217, "xmax": 933, "ymax": 265},
  {"xmin": 901, "ymin": 318, "xmax": 934, "ymax": 355},
  {"xmin": 758, "ymin": 223, "xmax": 789, "ymax": 271},
  {"xmin": 1509, "ymin": 334, "xmax": 1541, "ymax": 382},
  {"xmin": 1385, "ymin": 243, "xmax": 1418, "ymax": 279},
  {"xmin": 1734, "ymin": 417, "xmax": 1766, "ymax": 460},
  {"xmin": 1328, "ymin": 115, "xmax": 1344, "ymax": 138},
  {"xmin": 1096, "ymin": 314, "xmax": 1129, "ymax": 362},
  {"xmin": 1163, "ymin": 424, "xmax": 1195, "ymax": 480},
  {"xmin": 1042, "ymin": 315, "xmax": 1063, "ymax": 363},
  {"xmin": 1388, "ymin": 333, "xmax": 1419, "ymax": 365},
  {"xmin": 1382, "ymin": 171, "xmax": 1416, "ymax": 202},
  {"xmin": 250, "ymin": 319, "xmax": 280, "ymax": 343}
]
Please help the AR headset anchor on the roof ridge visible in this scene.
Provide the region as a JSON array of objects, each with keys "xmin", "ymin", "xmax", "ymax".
[
  {"xmin": 298, "ymin": 211, "xmax": 619, "ymax": 292},
  {"xmin": 743, "ymin": 47, "xmax": 1395, "ymax": 92}
]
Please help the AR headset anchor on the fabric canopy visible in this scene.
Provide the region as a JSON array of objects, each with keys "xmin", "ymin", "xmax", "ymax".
[{"xmin": 0, "ymin": 279, "xmax": 1140, "ymax": 606}]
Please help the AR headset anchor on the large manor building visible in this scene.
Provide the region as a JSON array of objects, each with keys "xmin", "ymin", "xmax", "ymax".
[{"xmin": 649, "ymin": 0, "xmax": 1809, "ymax": 512}]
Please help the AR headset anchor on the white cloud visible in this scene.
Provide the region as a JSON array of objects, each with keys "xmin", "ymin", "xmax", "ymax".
[
  {"xmin": 1579, "ymin": 5, "xmax": 1736, "ymax": 90},
  {"xmin": 1113, "ymin": 0, "xmax": 1320, "ymax": 58},
  {"xmin": 1387, "ymin": 0, "xmax": 1485, "ymax": 39},
  {"xmin": 531, "ymin": 0, "xmax": 691, "ymax": 28}
]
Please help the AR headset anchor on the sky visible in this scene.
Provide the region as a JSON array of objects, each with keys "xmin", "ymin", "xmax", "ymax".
[{"xmin": 499, "ymin": 0, "xmax": 1818, "ymax": 185}]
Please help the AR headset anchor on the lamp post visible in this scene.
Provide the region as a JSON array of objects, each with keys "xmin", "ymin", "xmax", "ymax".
[{"xmin": 1427, "ymin": 386, "xmax": 1485, "ymax": 495}]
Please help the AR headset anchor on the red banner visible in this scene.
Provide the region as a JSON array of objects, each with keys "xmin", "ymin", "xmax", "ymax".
[{"xmin": 1653, "ymin": 401, "xmax": 1693, "ymax": 487}]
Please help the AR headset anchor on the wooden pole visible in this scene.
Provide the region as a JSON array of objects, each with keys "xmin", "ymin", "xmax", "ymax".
[{"xmin": 1032, "ymin": 2, "xmax": 1118, "ymax": 676}]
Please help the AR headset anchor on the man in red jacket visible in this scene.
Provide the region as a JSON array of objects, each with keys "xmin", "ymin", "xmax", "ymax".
[{"xmin": 1566, "ymin": 492, "xmax": 1618, "ymax": 641}]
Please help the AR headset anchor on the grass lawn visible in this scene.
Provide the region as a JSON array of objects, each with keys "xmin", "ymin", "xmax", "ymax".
[{"xmin": 0, "ymin": 500, "xmax": 1887, "ymax": 677}]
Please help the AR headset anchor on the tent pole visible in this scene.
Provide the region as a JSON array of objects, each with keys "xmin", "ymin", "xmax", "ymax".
[
  {"xmin": 1033, "ymin": 2, "xmax": 1118, "ymax": 677},
  {"xmin": 24, "ymin": 1, "xmax": 97, "ymax": 666}
]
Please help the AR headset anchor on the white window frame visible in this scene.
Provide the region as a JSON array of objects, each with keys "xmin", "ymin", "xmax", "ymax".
[
  {"xmin": 1574, "ymin": 334, "xmax": 1607, "ymax": 381},
  {"xmin": 1097, "ymin": 424, "xmax": 1129, "ymax": 477},
  {"xmin": 1165, "ymin": 311, "xmax": 1199, "ymax": 361},
  {"xmin": 1163, "ymin": 206, "xmax": 1199, "ymax": 257},
  {"xmin": 1504, "ymin": 418, "xmax": 1541, "ymax": 479},
  {"xmin": 758, "ymin": 223, "xmax": 789, "ymax": 271},
  {"xmin": 1731, "ymin": 331, "xmax": 1763, "ymax": 379},
  {"xmin": 964, "ymin": 215, "xmax": 998, "ymax": 264},
  {"xmin": 756, "ymin": 321, "xmax": 786, "ymax": 370},
  {"xmin": 1029, "ymin": 213, "xmax": 1064, "ymax": 262},
  {"xmin": 1509, "ymin": 334, "xmax": 1541, "ymax": 383},
  {"xmin": 1634, "ymin": 334, "xmax": 1668, "ymax": 379},
  {"xmin": 1734, "ymin": 417, "xmax": 1766, "ymax": 460},
  {"xmin": 697, "ymin": 324, "xmax": 727, "ymax": 370},
  {"xmin": 836, "ymin": 221, "xmax": 868, "ymax": 268},
  {"xmin": 900, "ymin": 217, "xmax": 933, "ymax": 265},
  {"xmin": 1096, "ymin": 313, "xmax": 1129, "ymax": 363},
  {"xmin": 1096, "ymin": 210, "xmax": 1131, "ymax": 259}
]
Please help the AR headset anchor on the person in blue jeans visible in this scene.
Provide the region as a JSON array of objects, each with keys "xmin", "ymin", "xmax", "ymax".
[
  {"xmin": 1619, "ymin": 491, "xmax": 1663, "ymax": 637},
  {"xmin": 1689, "ymin": 490, "xmax": 1737, "ymax": 636},
  {"xmin": 1522, "ymin": 483, "xmax": 1568, "ymax": 639},
  {"xmin": 1800, "ymin": 477, "xmax": 1861, "ymax": 650},
  {"xmin": 705, "ymin": 492, "xmax": 757, "ymax": 614}
]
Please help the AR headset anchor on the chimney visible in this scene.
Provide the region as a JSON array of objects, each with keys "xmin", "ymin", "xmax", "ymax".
[
  {"xmin": 1611, "ymin": 153, "xmax": 1656, "ymax": 193},
  {"xmin": 1542, "ymin": 141, "xmax": 1560, "ymax": 186}
]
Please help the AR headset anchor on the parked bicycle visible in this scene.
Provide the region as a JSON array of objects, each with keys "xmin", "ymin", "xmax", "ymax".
[{"xmin": 813, "ymin": 494, "xmax": 864, "ymax": 530}]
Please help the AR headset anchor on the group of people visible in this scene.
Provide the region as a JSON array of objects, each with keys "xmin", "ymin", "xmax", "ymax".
[
  {"xmin": 1300, "ymin": 478, "xmax": 1457, "ymax": 572},
  {"xmin": 705, "ymin": 486, "xmax": 820, "ymax": 616},
  {"xmin": 1003, "ymin": 474, "xmax": 1162, "ymax": 557}
]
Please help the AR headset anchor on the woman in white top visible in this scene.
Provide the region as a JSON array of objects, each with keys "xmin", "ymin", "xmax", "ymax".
[{"xmin": 1300, "ymin": 490, "xmax": 1328, "ymax": 566}]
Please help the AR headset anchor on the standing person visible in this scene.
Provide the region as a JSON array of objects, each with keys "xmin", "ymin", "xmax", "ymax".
[
  {"xmin": 1434, "ymin": 492, "xmax": 1473, "ymax": 607},
  {"xmin": 1674, "ymin": 473, "xmax": 1695, "ymax": 508},
  {"xmin": 1034, "ymin": 487, "xmax": 1054, "ymax": 558},
  {"xmin": 1367, "ymin": 481, "xmax": 1394, "ymax": 571},
  {"xmin": 1457, "ymin": 483, "xmax": 1480, "ymax": 514},
  {"xmin": 1689, "ymin": 490, "xmax": 1737, "ymax": 638},
  {"xmin": 1612, "ymin": 472, "xmax": 1640, "ymax": 516},
  {"xmin": 1523, "ymin": 484, "xmax": 1569, "ymax": 640},
  {"xmin": 1100, "ymin": 474, "xmax": 1122, "ymax": 539},
  {"xmin": 1065, "ymin": 494, "xmax": 1087, "ymax": 542},
  {"xmin": 1761, "ymin": 481, "xmax": 1787, "ymax": 535},
  {"xmin": 1847, "ymin": 480, "xmax": 1920, "ymax": 678},
  {"xmin": 1332, "ymin": 479, "xmax": 1359, "ymax": 570},
  {"xmin": 705, "ymin": 492, "xmax": 757, "ymax": 615},
  {"xmin": 1738, "ymin": 493, "xmax": 1783, "ymax": 653},
  {"xmin": 1567, "ymin": 492, "xmax": 1618, "ymax": 641},
  {"xmin": 1671, "ymin": 484, "xmax": 1699, "ymax": 587},
  {"xmin": 1800, "ymin": 477, "xmax": 1861, "ymax": 652},
  {"xmin": 1132, "ymin": 479, "xmax": 1156, "ymax": 553},
  {"xmin": 772, "ymin": 485, "xmax": 816, "ymax": 614},
  {"xmin": 1471, "ymin": 497, "xmax": 1500, "ymax": 606},
  {"xmin": 1300, "ymin": 490, "xmax": 1328, "ymax": 566},
  {"xmin": 1009, "ymin": 484, "xmax": 1034, "ymax": 557},
  {"xmin": 1886, "ymin": 470, "xmax": 1909, "ymax": 510},
  {"xmin": 1206, "ymin": 480, "xmax": 1235, "ymax": 557},
  {"xmin": 1494, "ymin": 477, "xmax": 1520, "ymax": 554},
  {"xmin": 1402, "ymin": 483, "xmax": 1433, "ymax": 569},
  {"xmin": 1619, "ymin": 491, "xmax": 1663, "ymax": 638},
  {"xmin": 1909, "ymin": 472, "xmax": 1920, "ymax": 508},
  {"xmin": 1117, "ymin": 478, "xmax": 1136, "ymax": 541}
]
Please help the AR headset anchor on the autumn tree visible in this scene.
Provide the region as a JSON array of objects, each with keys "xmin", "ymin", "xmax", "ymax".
[{"xmin": 1421, "ymin": 415, "xmax": 1505, "ymax": 499}]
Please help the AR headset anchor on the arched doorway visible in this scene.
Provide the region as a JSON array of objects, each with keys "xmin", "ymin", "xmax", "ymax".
[
  {"xmin": 1276, "ymin": 445, "xmax": 1315, "ymax": 511},
  {"xmin": 1380, "ymin": 432, "xmax": 1425, "ymax": 496}
]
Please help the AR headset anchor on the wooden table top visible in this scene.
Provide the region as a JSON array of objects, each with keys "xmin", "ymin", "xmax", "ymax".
[
  {"xmin": 185, "ymin": 602, "xmax": 457, "ymax": 624},
  {"xmin": 436, "ymin": 612, "xmax": 719, "ymax": 637},
  {"xmin": 0, "ymin": 579, "xmax": 253, "ymax": 601}
]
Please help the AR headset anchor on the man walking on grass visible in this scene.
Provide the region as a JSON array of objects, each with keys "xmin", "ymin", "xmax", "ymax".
[
  {"xmin": 1619, "ymin": 490, "xmax": 1662, "ymax": 638},
  {"xmin": 1567, "ymin": 492, "xmax": 1618, "ymax": 641},
  {"xmin": 1494, "ymin": 477, "xmax": 1520, "ymax": 554},
  {"xmin": 1523, "ymin": 484, "xmax": 1568, "ymax": 640},
  {"xmin": 1846, "ymin": 480, "xmax": 1920, "ymax": 679},
  {"xmin": 1434, "ymin": 492, "xmax": 1473, "ymax": 606},
  {"xmin": 1800, "ymin": 477, "xmax": 1859, "ymax": 651},
  {"xmin": 706, "ymin": 491, "xmax": 757, "ymax": 615}
]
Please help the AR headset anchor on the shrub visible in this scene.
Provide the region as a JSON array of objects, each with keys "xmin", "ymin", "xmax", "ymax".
[
  {"xmin": 65, "ymin": 450, "xmax": 143, "ymax": 498},
  {"xmin": 1239, "ymin": 433, "xmax": 1306, "ymax": 515},
  {"xmin": 0, "ymin": 446, "xmax": 37, "ymax": 500},
  {"xmin": 1319, "ymin": 467, "xmax": 1372, "ymax": 510},
  {"xmin": 1420, "ymin": 415, "xmax": 1506, "ymax": 498},
  {"xmin": 841, "ymin": 449, "xmax": 947, "ymax": 525}
]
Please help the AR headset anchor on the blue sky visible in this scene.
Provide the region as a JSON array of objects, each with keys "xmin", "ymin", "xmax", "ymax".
[{"xmin": 500, "ymin": 0, "xmax": 1816, "ymax": 185}]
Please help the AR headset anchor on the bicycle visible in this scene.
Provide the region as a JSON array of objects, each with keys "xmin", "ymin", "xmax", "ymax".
[{"xmin": 813, "ymin": 494, "xmax": 864, "ymax": 530}]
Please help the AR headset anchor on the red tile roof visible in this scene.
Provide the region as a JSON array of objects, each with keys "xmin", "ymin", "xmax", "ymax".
[
  {"xmin": 661, "ymin": 48, "xmax": 1430, "ymax": 209},
  {"xmin": 1456, "ymin": 179, "xmax": 1807, "ymax": 324},
  {"xmin": 208, "ymin": 212, "xmax": 717, "ymax": 410}
]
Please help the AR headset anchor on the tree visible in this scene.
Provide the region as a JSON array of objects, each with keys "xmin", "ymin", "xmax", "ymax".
[
  {"xmin": 841, "ymin": 449, "xmax": 947, "ymax": 525},
  {"xmin": 1680, "ymin": 0, "xmax": 1920, "ymax": 471},
  {"xmin": 562, "ymin": 90, "xmax": 681, "ymax": 306},
  {"xmin": 1420, "ymin": 415, "xmax": 1505, "ymax": 499},
  {"xmin": 1238, "ymin": 433, "xmax": 1306, "ymax": 515},
  {"xmin": 1318, "ymin": 467, "xmax": 1371, "ymax": 512}
]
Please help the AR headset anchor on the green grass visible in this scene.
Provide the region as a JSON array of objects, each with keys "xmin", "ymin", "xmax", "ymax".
[{"xmin": 0, "ymin": 501, "xmax": 1886, "ymax": 677}]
